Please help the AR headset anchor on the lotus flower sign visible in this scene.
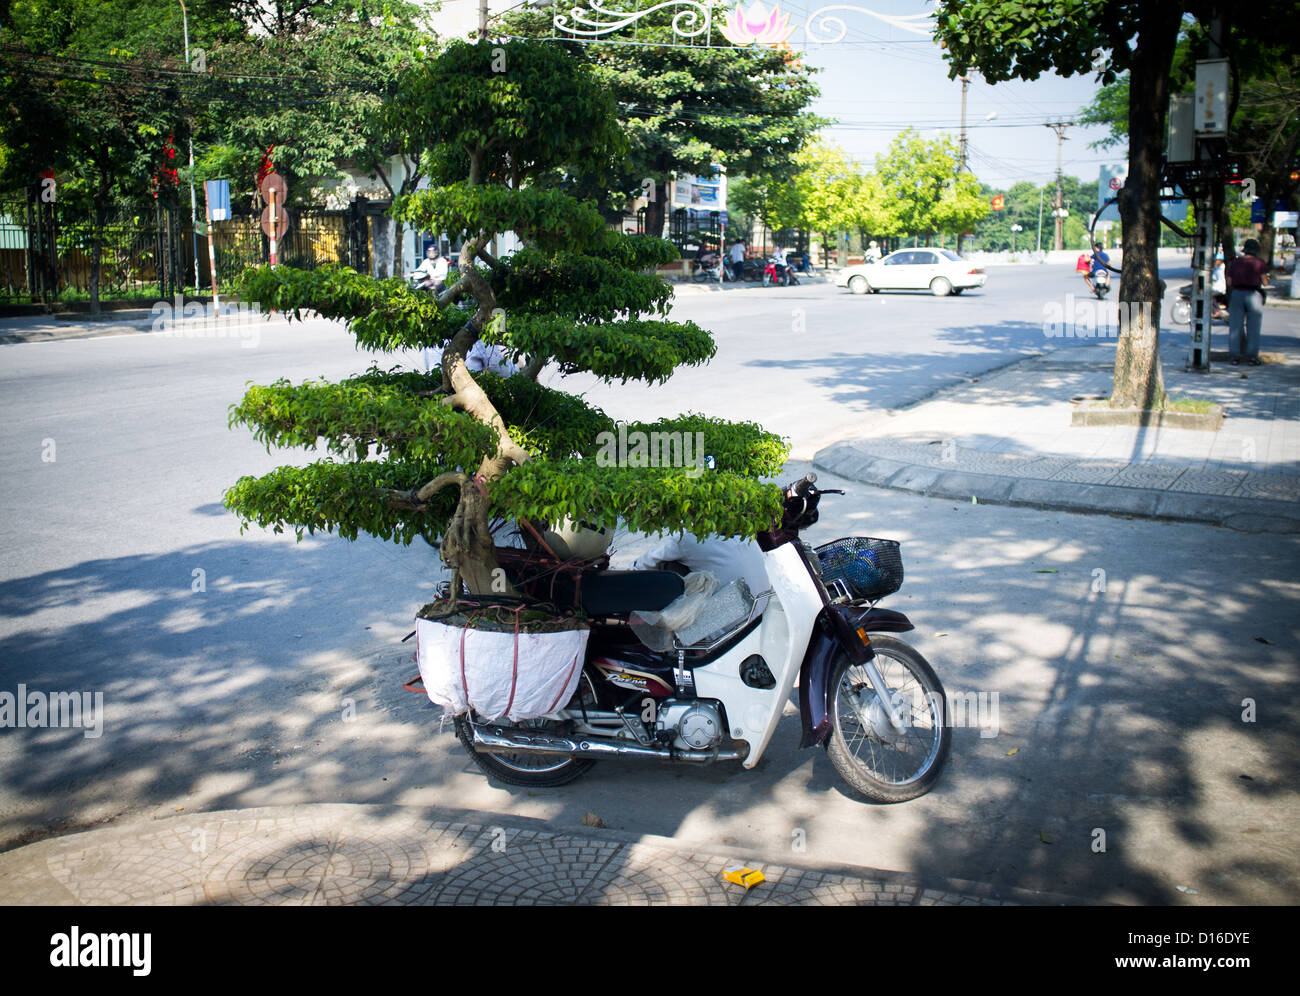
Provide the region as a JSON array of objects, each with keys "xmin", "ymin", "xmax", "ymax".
[{"xmin": 719, "ymin": 1, "xmax": 796, "ymax": 46}]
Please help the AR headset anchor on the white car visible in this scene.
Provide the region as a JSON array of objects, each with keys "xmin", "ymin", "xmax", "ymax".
[{"xmin": 838, "ymin": 248, "xmax": 986, "ymax": 296}]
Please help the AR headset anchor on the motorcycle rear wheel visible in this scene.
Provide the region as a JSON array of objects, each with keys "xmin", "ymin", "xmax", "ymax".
[
  {"xmin": 453, "ymin": 672, "xmax": 598, "ymax": 787},
  {"xmin": 826, "ymin": 635, "xmax": 951, "ymax": 803}
]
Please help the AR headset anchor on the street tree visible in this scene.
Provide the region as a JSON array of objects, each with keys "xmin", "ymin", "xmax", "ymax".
[
  {"xmin": 934, "ymin": 0, "xmax": 1292, "ymax": 410},
  {"xmin": 1079, "ymin": 30, "xmax": 1299, "ymax": 266},
  {"xmin": 0, "ymin": 0, "xmax": 208, "ymax": 310},
  {"xmin": 501, "ymin": 2, "xmax": 822, "ymax": 238},
  {"xmin": 875, "ymin": 129, "xmax": 986, "ymax": 245},
  {"xmin": 225, "ymin": 40, "xmax": 789, "ymax": 596}
]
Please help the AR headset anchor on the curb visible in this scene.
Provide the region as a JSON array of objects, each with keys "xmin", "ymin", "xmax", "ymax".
[
  {"xmin": 814, "ymin": 438, "xmax": 1300, "ymax": 533},
  {"xmin": 0, "ymin": 802, "xmax": 1108, "ymax": 906}
]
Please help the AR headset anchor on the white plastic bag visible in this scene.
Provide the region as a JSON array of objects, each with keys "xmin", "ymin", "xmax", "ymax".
[{"xmin": 415, "ymin": 616, "xmax": 589, "ymax": 722}]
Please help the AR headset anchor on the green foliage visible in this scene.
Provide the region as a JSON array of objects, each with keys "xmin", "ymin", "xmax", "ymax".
[
  {"xmin": 229, "ymin": 376, "xmax": 498, "ymax": 467},
  {"xmin": 384, "ymin": 39, "xmax": 626, "ymax": 187},
  {"xmin": 225, "ymin": 458, "xmax": 459, "ymax": 545},
  {"xmin": 495, "ymin": 248, "xmax": 672, "ymax": 323},
  {"xmin": 622, "ymin": 415, "xmax": 789, "ymax": 479},
  {"xmin": 876, "ymin": 130, "xmax": 987, "ymax": 240},
  {"xmin": 501, "ymin": 2, "xmax": 822, "ymax": 223},
  {"xmin": 237, "ymin": 264, "xmax": 467, "ymax": 350},
  {"xmin": 476, "ymin": 372, "xmax": 614, "ymax": 459},
  {"xmin": 492, "ymin": 462, "xmax": 784, "ymax": 541},
  {"xmin": 495, "ymin": 315, "xmax": 715, "ymax": 385},
  {"xmin": 397, "ymin": 184, "xmax": 607, "ymax": 251}
]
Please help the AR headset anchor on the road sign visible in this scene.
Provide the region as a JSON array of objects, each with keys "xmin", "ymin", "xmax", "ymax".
[
  {"xmin": 204, "ymin": 179, "xmax": 230, "ymax": 221},
  {"xmin": 259, "ymin": 172, "xmax": 287, "ymax": 205},
  {"xmin": 261, "ymin": 204, "xmax": 291, "ymax": 240}
]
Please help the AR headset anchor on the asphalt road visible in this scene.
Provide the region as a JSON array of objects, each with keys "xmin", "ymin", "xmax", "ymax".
[{"xmin": 2, "ymin": 260, "xmax": 1297, "ymax": 904}]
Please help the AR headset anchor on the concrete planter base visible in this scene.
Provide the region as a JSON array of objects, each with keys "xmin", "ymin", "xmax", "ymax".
[{"xmin": 1070, "ymin": 401, "xmax": 1224, "ymax": 430}]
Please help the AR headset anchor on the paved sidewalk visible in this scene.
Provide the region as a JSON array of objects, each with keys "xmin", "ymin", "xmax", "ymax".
[
  {"xmin": 0, "ymin": 305, "xmax": 286, "ymax": 345},
  {"xmin": 0, "ymin": 803, "xmax": 1100, "ymax": 906},
  {"xmin": 816, "ymin": 341, "xmax": 1300, "ymax": 533}
]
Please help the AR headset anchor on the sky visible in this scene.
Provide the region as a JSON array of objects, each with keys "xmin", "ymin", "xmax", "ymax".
[{"xmin": 441, "ymin": 0, "xmax": 1125, "ymax": 191}]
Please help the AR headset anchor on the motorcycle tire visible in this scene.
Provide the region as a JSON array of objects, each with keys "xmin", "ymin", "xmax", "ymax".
[
  {"xmin": 825, "ymin": 635, "xmax": 951, "ymax": 803},
  {"xmin": 453, "ymin": 671, "xmax": 599, "ymax": 787},
  {"xmin": 762, "ymin": 272, "xmax": 773, "ymax": 286},
  {"xmin": 781, "ymin": 271, "xmax": 792, "ymax": 287}
]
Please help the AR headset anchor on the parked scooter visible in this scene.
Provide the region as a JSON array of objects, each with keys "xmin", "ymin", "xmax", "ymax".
[
  {"xmin": 447, "ymin": 474, "xmax": 952, "ymax": 804},
  {"xmin": 1170, "ymin": 283, "xmax": 1229, "ymax": 325},
  {"xmin": 762, "ymin": 257, "xmax": 799, "ymax": 287}
]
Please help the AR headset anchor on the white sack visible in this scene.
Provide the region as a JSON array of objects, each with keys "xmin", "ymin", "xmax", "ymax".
[{"xmin": 416, "ymin": 617, "xmax": 589, "ymax": 722}]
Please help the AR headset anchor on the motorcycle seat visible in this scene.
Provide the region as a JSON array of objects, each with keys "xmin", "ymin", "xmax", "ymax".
[{"xmin": 547, "ymin": 570, "xmax": 686, "ymax": 616}]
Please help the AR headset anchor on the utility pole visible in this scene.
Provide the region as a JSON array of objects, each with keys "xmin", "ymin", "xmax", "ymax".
[
  {"xmin": 1045, "ymin": 122, "xmax": 1071, "ymax": 251},
  {"xmin": 479, "ymin": 0, "xmax": 488, "ymax": 39},
  {"xmin": 1036, "ymin": 187, "xmax": 1044, "ymax": 252},
  {"xmin": 958, "ymin": 76, "xmax": 969, "ymax": 172},
  {"xmin": 179, "ymin": 0, "xmax": 200, "ymax": 295}
]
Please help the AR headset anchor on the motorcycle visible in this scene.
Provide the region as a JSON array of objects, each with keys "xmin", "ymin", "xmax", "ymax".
[
  {"xmin": 447, "ymin": 474, "xmax": 952, "ymax": 804},
  {"xmin": 691, "ymin": 254, "xmax": 722, "ymax": 283},
  {"xmin": 762, "ymin": 258, "xmax": 799, "ymax": 287},
  {"xmin": 1089, "ymin": 267, "xmax": 1111, "ymax": 300},
  {"xmin": 1169, "ymin": 282, "xmax": 1229, "ymax": 326}
]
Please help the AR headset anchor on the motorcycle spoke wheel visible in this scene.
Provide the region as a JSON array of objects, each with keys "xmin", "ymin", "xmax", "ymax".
[{"xmin": 826, "ymin": 635, "xmax": 951, "ymax": 803}]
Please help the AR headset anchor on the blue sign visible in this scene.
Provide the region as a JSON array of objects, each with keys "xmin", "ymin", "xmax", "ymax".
[
  {"xmin": 1250, "ymin": 198, "xmax": 1265, "ymax": 223},
  {"xmin": 205, "ymin": 179, "xmax": 231, "ymax": 221}
]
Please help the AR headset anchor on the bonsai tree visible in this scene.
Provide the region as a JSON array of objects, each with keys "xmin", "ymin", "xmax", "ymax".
[{"xmin": 225, "ymin": 40, "xmax": 789, "ymax": 596}]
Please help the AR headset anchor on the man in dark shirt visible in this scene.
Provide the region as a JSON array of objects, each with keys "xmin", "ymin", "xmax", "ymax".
[{"xmin": 1226, "ymin": 238, "xmax": 1270, "ymax": 365}]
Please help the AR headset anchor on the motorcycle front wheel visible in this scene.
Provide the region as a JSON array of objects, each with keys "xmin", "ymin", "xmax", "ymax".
[
  {"xmin": 826, "ymin": 635, "xmax": 951, "ymax": 803},
  {"xmin": 453, "ymin": 671, "xmax": 598, "ymax": 787}
]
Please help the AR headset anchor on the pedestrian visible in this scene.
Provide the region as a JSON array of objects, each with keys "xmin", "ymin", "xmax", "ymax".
[
  {"xmin": 728, "ymin": 239, "xmax": 746, "ymax": 281},
  {"xmin": 1226, "ymin": 238, "xmax": 1270, "ymax": 366}
]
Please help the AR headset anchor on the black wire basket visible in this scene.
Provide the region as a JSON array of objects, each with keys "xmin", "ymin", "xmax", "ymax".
[{"xmin": 814, "ymin": 537, "xmax": 904, "ymax": 601}]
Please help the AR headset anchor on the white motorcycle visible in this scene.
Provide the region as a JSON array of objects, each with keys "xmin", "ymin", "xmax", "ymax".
[{"xmin": 448, "ymin": 475, "xmax": 952, "ymax": 803}]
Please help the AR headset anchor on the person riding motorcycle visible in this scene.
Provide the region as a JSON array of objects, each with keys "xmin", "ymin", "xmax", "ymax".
[
  {"xmin": 411, "ymin": 244, "xmax": 449, "ymax": 295},
  {"xmin": 1083, "ymin": 242, "xmax": 1110, "ymax": 293}
]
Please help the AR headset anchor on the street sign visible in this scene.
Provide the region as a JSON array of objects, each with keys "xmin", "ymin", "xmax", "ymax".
[
  {"xmin": 259, "ymin": 172, "xmax": 287, "ymax": 205},
  {"xmin": 261, "ymin": 204, "xmax": 291, "ymax": 240},
  {"xmin": 204, "ymin": 179, "xmax": 230, "ymax": 221},
  {"xmin": 1097, "ymin": 164, "xmax": 1127, "ymax": 222},
  {"xmin": 1275, "ymin": 211, "xmax": 1299, "ymax": 229},
  {"xmin": 1194, "ymin": 59, "xmax": 1229, "ymax": 136}
]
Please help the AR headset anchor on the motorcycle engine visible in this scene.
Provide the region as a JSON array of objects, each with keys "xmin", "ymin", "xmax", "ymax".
[{"xmin": 656, "ymin": 700, "xmax": 724, "ymax": 751}]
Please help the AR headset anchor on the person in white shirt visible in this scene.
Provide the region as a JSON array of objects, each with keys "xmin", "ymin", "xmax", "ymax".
[
  {"xmin": 728, "ymin": 240, "xmax": 746, "ymax": 280},
  {"xmin": 422, "ymin": 340, "xmax": 516, "ymax": 378},
  {"xmin": 411, "ymin": 244, "xmax": 449, "ymax": 293}
]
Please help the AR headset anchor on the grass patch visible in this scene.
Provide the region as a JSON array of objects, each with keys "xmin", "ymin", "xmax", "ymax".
[{"xmin": 1093, "ymin": 394, "xmax": 1216, "ymax": 413}]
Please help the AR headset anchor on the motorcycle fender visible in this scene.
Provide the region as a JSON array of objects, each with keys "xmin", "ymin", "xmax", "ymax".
[
  {"xmin": 797, "ymin": 605, "xmax": 876, "ymax": 749},
  {"xmin": 852, "ymin": 606, "xmax": 915, "ymax": 634}
]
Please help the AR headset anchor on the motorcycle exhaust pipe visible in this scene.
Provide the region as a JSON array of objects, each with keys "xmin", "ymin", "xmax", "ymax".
[{"xmin": 469, "ymin": 723, "xmax": 747, "ymax": 764}]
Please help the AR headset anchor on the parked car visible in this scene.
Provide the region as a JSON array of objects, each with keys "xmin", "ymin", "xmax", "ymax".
[{"xmin": 837, "ymin": 248, "xmax": 986, "ymax": 296}]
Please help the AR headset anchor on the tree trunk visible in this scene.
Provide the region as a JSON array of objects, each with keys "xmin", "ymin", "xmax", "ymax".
[
  {"xmin": 1110, "ymin": 4, "xmax": 1182, "ymax": 410},
  {"xmin": 644, "ymin": 180, "xmax": 669, "ymax": 240},
  {"xmin": 89, "ymin": 202, "xmax": 106, "ymax": 315}
]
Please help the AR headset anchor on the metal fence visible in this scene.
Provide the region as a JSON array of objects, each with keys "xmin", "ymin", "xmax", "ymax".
[{"xmin": 1, "ymin": 191, "xmax": 374, "ymax": 305}]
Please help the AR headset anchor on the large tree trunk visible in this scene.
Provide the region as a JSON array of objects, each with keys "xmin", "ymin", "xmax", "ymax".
[{"xmin": 1110, "ymin": 4, "xmax": 1182, "ymax": 410}]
